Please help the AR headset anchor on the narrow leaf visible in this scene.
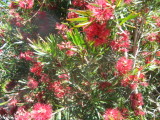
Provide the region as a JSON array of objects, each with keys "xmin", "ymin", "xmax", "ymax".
[
  {"xmin": 68, "ymin": 9, "xmax": 91, "ymax": 16},
  {"xmin": 120, "ymin": 13, "xmax": 139, "ymax": 25},
  {"xmin": 67, "ymin": 17, "xmax": 88, "ymax": 22},
  {"xmin": 73, "ymin": 21, "xmax": 92, "ymax": 28},
  {"xmin": 0, "ymin": 101, "xmax": 8, "ymax": 106}
]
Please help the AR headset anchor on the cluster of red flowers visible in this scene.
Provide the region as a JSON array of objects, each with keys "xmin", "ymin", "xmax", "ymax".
[
  {"xmin": 58, "ymin": 73, "xmax": 70, "ymax": 81},
  {"xmin": 19, "ymin": 51, "xmax": 34, "ymax": 61},
  {"xmin": 146, "ymin": 32, "xmax": 160, "ymax": 43},
  {"xmin": 84, "ymin": 22, "xmax": 110, "ymax": 46},
  {"xmin": 27, "ymin": 77, "xmax": 38, "ymax": 89},
  {"xmin": 124, "ymin": 0, "xmax": 133, "ymax": 4},
  {"xmin": 49, "ymin": 81, "xmax": 71, "ymax": 98},
  {"xmin": 115, "ymin": 57, "xmax": 133, "ymax": 76},
  {"xmin": 9, "ymin": 10, "xmax": 24, "ymax": 27},
  {"xmin": 40, "ymin": 73, "xmax": 50, "ymax": 83},
  {"xmin": 57, "ymin": 41, "xmax": 76, "ymax": 56},
  {"xmin": 110, "ymin": 31, "xmax": 130, "ymax": 52},
  {"xmin": 72, "ymin": 0, "xmax": 88, "ymax": 9},
  {"xmin": 9, "ymin": 0, "xmax": 34, "ymax": 9},
  {"xmin": 130, "ymin": 93, "xmax": 145, "ymax": 116},
  {"xmin": 75, "ymin": 0, "xmax": 113, "ymax": 46},
  {"xmin": 31, "ymin": 103, "xmax": 52, "ymax": 120},
  {"xmin": 87, "ymin": 0, "xmax": 114, "ymax": 22},
  {"xmin": 103, "ymin": 108, "xmax": 124, "ymax": 120},
  {"xmin": 67, "ymin": 11, "xmax": 79, "ymax": 19},
  {"xmin": 152, "ymin": 16, "xmax": 160, "ymax": 27},
  {"xmin": 19, "ymin": 0, "xmax": 34, "ymax": 9},
  {"xmin": 15, "ymin": 103, "xmax": 52, "ymax": 120},
  {"xmin": 98, "ymin": 81, "xmax": 114, "ymax": 93},
  {"xmin": 121, "ymin": 74, "xmax": 148, "ymax": 90},
  {"xmin": 0, "ymin": 98, "xmax": 19, "ymax": 117},
  {"xmin": 30, "ymin": 62, "xmax": 43, "ymax": 76},
  {"xmin": 55, "ymin": 23, "xmax": 69, "ymax": 39}
]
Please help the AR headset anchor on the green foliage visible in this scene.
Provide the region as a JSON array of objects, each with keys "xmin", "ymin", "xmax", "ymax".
[{"xmin": 0, "ymin": 0, "xmax": 160, "ymax": 119}]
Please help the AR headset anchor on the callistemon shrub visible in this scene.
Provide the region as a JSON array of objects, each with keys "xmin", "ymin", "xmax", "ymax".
[{"xmin": 0, "ymin": 0, "xmax": 160, "ymax": 120}]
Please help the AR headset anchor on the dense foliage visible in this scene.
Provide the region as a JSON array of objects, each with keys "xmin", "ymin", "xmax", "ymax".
[{"xmin": 0, "ymin": 0, "xmax": 160, "ymax": 120}]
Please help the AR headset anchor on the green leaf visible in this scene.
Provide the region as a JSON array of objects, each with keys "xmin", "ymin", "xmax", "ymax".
[
  {"xmin": 116, "ymin": 0, "xmax": 122, "ymax": 7},
  {"xmin": 68, "ymin": 9, "xmax": 91, "ymax": 16},
  {"xmin": 0, "ymin": 1, "xmax": 8, "ymax": 6},
  {"xmin": 89, "ymin": 3, "xmax": 100, "ymax": 7},
  {"xmin": 73, "ymin": 21, "xmax": 92, "ymax": 28},
  {"xmin": 67, "ymin": 17, "xmax": 88, "ymax": 22},
  {"xmin": 120, "ymin": 13, "xmax": 139, "ymax": 25},
  {"xmin": 0, "ymin": 100, "xmax": 9, "ymax": 106},
  {"xmin": 29, "ymin": 34, "xmax": 57, "ymax": 57}
]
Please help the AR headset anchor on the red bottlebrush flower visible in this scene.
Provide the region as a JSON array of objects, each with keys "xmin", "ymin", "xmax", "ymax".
[
  {"xmin": 9, "ymin": 17, "xmax": 24, "ymax": 27},
  {"xmin": 9, "ymin": 1, "xmax": 19, "ymax": 9},
  {"xmin": 141, "ymin": 51, "xmax": 151, "ymax": 56},
  {"xmin": 19, "ymin": 51, "xmax": 34, "ymax": 61},
  {"xmin": 66, "ymin": 50, "xmax": 75, "ymax": 56},
  {"xmin": 87, "ymin": 1, "xmax": 114, "ymax": 21},
  {"xmin": 40, "ymin": 73, "xmax": 50, "ymax": 83},
  {"xmin": 83, "ymin": 22, "xmax": 110, "ymax": 46},
  {"xmin": 103, "ymin": 108, "xmax": 124, "ymax": 120},
  {"xmin": 110, "ymin": 31, "xmax": 130, "ymax": 52},
  {"xmin": 9, "ymin": 9, "xmax": 20, "ymax": 16},
  {"xmin": 134, "ymin": 109, "xmax": 145, "ymax": 116},
  {"xmin": 30, "ymin": 62, "xmax": 43, "ymax": 76},
  {"xmin": 129, "ymin": 83, "xmax": 138, "ymax": 90},
  {"xmin": 15, "ymin": 106, "xmax": 31, "ymax": 120},
  {"xmin": 154, "ymin": 59, "xmax": 160, "ymax": 65},
  {"xmin": 98, "ymin": 82, "xmax": 114, "ymax": 92},
  {"xmin": 49, "ymin": 81, "xmax": 65, "ymax": 98},
  {"xmin": 57, "ymin": 41, "xmax": 73, "ymax": 50},
  {"xmin": 130, "ymin": 93, "xmax": 144, "ymax": 109},
  {"xmin": 8, "ymin": 99, "xmax": 18, "ymax": 106},
  {"xmin": 0, "ymin": 107, "xmax": 7, "ymax": 116},
  {"xmin": 146, "ymin": 33, "xmax": 157, "ymax": 41},
  {"xmin": 67, "ymin": 11, "xmax": 79, "ymax": 19},
  {"xmin": 19, "ymin": 0, "xmax": 34, "ymax": 9},
  {"xmin": 121, "ymin": 75, "xmax": 137, "ymax": 87},
  {"xmin": 98, "ymin": 81, "xmax": 112, "ymax": 90},
  {"xmin": 31, "ymin": 103, "xmax": 52, "ymax": 120},
  {"xmin": 55, "ymin": 23, "xmax": 68, "ymax": 32},
  {"xmin": 116, "ymin": 57, "xmax": 133, "ymax": 75},
  {"xmin": 124, "ymin": 0, "xmax": 132, "ymax": 4},
  {"xmin": 72, "ymin": 0, "xmax": 88, "ymax": 9},
  {"xmin": 121, "ymin": 74, "xmax": 147, "ymax": 89},
  {"xmin": 120, "ymin": 108, "xmax": 129, "ymax": 118},
  {"xmin": 27, "ymin": 77, "xmax": 38, "ymax": 89},
  {"xmin": 49, "ymin": 81, "xmax": 71, "ymax": 98},
  {"xmin": 111, "ymin": 0, "xmax": 116, "ymax": 4},
  {"xmin": 58, "ymin": 73, "xmax": 70, "ymax": 81}
]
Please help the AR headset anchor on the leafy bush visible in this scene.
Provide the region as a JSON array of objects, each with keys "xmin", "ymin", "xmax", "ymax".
[{"xmin": 0, "ymin": 0, "xmax": 160, "ymax": 120}]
